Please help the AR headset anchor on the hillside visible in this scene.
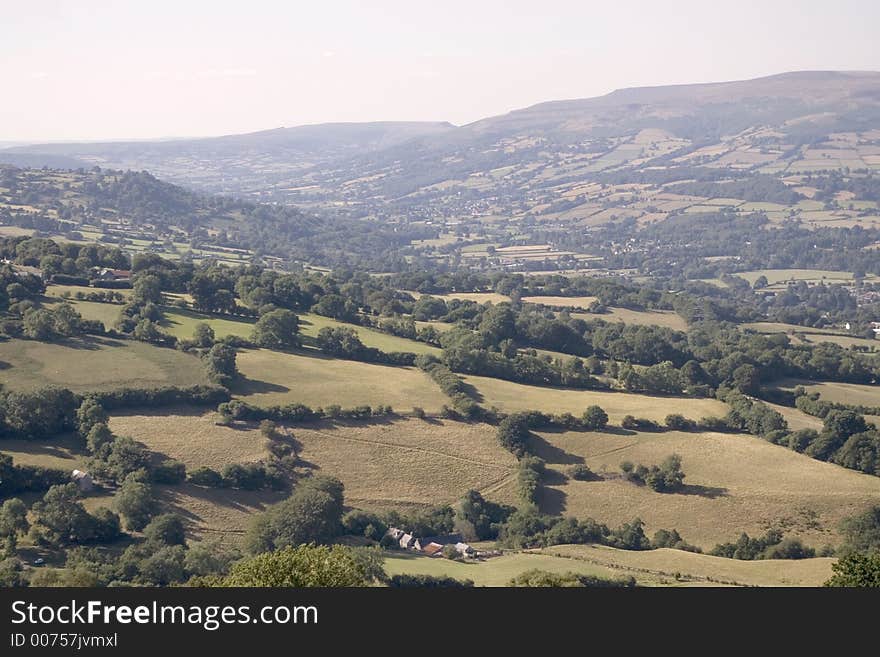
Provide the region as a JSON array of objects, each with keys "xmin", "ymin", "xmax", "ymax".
[
  {"xmin": 6, "ymin": 71, "xmax": 880, "ymax": 214},
  {"xmin": 0, "ymin": 166, "xmax": 433, "ymax": 270},
  {"xmin": 6, "ymin": 71, "xmax": 880, "ymax": 279}
]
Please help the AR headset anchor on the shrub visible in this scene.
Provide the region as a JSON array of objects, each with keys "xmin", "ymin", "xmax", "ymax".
[
  {"xmin": 582, "ymin": 405, "xmax": 609, "ymax": 430},
  {"xmin": 151, "ymin": 459, "xmax": 186, "ymax": 485},
  {"xmin": 388, "ymin": 574, "xmax": 474, "ymax": 588},
  {"xmin": 664, "ymin": 414, "xmax": 696, "ymax": 431},
  {"xmin": 566, "ymin": 464, "xmax": 594, "ymax": 481},
  {"xmin": 188, "ymin": 467, "xmax": 224, "ymax": 487}
]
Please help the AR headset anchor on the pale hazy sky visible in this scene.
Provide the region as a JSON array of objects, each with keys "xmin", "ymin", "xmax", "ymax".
[{"xmin": 2, "ymin": 0, "xmax": 879, "ymax": 142}]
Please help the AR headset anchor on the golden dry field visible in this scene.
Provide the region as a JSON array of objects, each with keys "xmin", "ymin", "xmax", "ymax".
[
  {"xmin": 461, "ymin": 373, "xmax": 729, "ymax": 423},
  {"xmin": 109, "ymin": 408, "xmax": 271, "ymax": 469},
  {"xmin": 529, "ymin": 427, "xmax": 880, "ymax": 550},
  {"xmin": 290, "ymin": 418, "xmax": 518, "ymax": 510}
]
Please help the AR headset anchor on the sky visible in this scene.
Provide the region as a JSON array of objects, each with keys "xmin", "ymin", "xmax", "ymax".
[{"xmin": 2, "ymin": 0, "xmax": 879, "ymax": 142}]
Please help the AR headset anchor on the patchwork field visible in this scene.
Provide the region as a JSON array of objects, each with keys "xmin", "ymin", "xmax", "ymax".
[
  {"xmin": 461, "ymin": 374, "xmax": 729, "ymax": 423},
  {"xmin": 233, "ymin": 348, "xmax": 445, "ymax": 411},
  {"xmin": 290, "ymin": 418, "xmax": 518, "ymax": 510},
  {"xmin": 530, "ymin": 427, "xmax": 880, "ymax": 550},
  {"xmin": 0, "ymin": 337, "xmax": 208, "ymax": 392},
  {"xmin": 105, "ymin": 414, "xmax": 518, "ymax": 534}
]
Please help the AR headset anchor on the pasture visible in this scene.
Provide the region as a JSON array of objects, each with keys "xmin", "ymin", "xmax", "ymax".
[
  {"xmin": 0, "ymin": 337, "xmax": 208, "ymax": 393},
  {"xmin": 461, "ymin": 374, "xmax": 729, "ymax": 423},
  {"xmin": 109, "ymin": 408, "xmax": 271, "ymax": 469},
  {"xmin": 290, "ymin": 418, "xmax": 518, "ymax": 510},
  {"xmin": 573, "ymin": 308, "xmax": 688, "ymax": 331},
  {"xmin": 743, "ymin": 322, "xmax": 876, "ymax": 350},
  {"xmin": 734, "ymin": 269, "xmax": 862, "ymax": 286},
  {"xmin": 529, "ymin": 427, "xmax": 880, "ymax": 549},
  {"xmin": 521, "ymin": 295, "xmax": 598, "ymax": 310},
  {"xmin": 233, "ymin": 348, "xmax": 446, "ymax": 412},
  {"xmin": 55, "ymin": 299, "xmax": 124, "ymax": 328},
  {"xmin": 382, "ymin": 545, "xmax": 832, "ymax": 587},
  {"xmin": 774, "ymin": 379, "xmax": 880, "ymax": 408},
  {"xmin": 161, "ymin": 308, "xmax": 441, "ymax": 356},
  {"xmin": 406, "ymin": 291, "xmax": 511, "ymax": 305},
  {"xmin": 0, "ymin": 434, "xmax": 87, "ymax": 471},
  {"xmin": 383, "ymin": 551, "xmax": 624, "ymax": 587},
  {"xmin": 542, "ymin": 545, "xmax": 833, "ymax": 587}
]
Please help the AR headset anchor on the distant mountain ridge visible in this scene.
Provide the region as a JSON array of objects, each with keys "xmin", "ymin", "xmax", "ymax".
[{"xmin": 3, "ymin": 70, "xmax": 880, "ymax": 221}]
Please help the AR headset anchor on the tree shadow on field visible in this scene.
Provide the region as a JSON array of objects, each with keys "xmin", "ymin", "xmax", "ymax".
[
  {"xmin": 231, "ymin": 375, "xmax": 290, "ymax": 395},
  {"xmin": 538, "ymin": 486, "xmax": 567, "ymax": 515},
  {"xmin": 54, "ymin": 336, "xmax": 104, "ymax": 350},
  {"xmin": 157, "ymin": 482, "xmax": 284, "ymax": 524},
  {"xmin": 541, "ymin": 469, "xmax": 569, "ymax": 486},
  {"xmin": 675, "ymin": 483, "xmax": 729, "ymax": 499},
  {"xmin": 457, "ymin": 379, "xmax": 484, "ymax": 404},
  {"xmin": 526, "ymin": 432, "xmax": 584, "ymax": 466}
]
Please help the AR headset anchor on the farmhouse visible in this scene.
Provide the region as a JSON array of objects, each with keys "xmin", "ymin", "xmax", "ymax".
[
  {"xmin": 94, "ymin": 268, "xmax": 131, "ymax": 281},
  {"xmin": 71, "ymin": 469, "xmax": 93, "ymax": 492},
  {"xmin": 384, "ymin": 528, "xmax": 473, "ymax": 556},
  {"xmin": 421, "ymin": 542, "xmax": 444, "ymax": 557}
]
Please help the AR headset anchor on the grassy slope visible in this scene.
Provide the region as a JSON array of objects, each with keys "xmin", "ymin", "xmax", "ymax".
[
  {"xmin": 0, "ymin": 337, "xmax": 208, "ymax": 392},
  {"xmin": 774, "ymin": 378, "xmax": 880, "ymax": 407},
  {"xmin": 109, "ymin": 408, "xmax": 271, "ymax": 469},
  {"xmin": 530, "ymin": 427, "xmax": 880, "ymax": 550},
  {"xmin": 161, "ymin": 308, "xmax": 441, "ymax": 356},
  {"xmin": 233, "ymin": 348, "xmax": 445, "ymax": 412},
  {"xmin": 383, "ymin": 546, "xmax": 833, "ymax": 587},
  {"xmin": 462, "ymin": 373, "xmax": 729, "ymax": 423},
  {"xmin": 289, "ymin": 418, "xmax": 518, "ymax": 511}
]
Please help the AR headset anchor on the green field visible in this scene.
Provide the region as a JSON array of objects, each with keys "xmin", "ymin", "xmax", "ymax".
[
  {"xmin": 161, "ymin": 308, "xmax": 440, "ymax": 356},
  {"xmin": 0, "ymin": 337, "xmax": 208, "ymax": 392},
  {"xmin": 383, "ymin": 551, "xmax": 624, "ymax": 587},
  {"xmin": 233, "ymin": 348, "xmax": 445, "ymax": 411},
  {"xmin": 735, "ymin": 269, "xmax": 863, "ymax": 285},
  {"xmin": 54, "ymin": 299, "xmax": 125, "ymax": 328},
  {"xmin": 573, "ymin": 308, "xmax": 688, "ymax": 331},
  {"xmin": 383, "ymin": 545, "xmax": 832, "ymax": 587},
  {"xmin": 521, "ymin": 295, "xmax": 598, "ymax": 309},
  {"xmin": 160, "ymin": 307, "xmax": 256, "ymax": 340},
  {"xmin": 541, "ymin": 545, "xmax": 833, "ymax": 587},
  {"xmin": 0, "ymin": 434, "xmax": 87, "ymax": 471},
  {"xmin": 742, "ymin": 322, "xmax": 878, "ymax": 350},
  {"xmin": 461, "ymin": 374, "xmax": 729, "ymax": 423},
  {"xmin": 530, "ymin": 427, "xmax": 880, "ymax": 549}
]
